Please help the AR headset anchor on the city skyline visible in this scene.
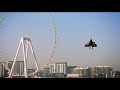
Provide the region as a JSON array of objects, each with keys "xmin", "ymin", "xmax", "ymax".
[{"xmin": 0, "ymin": 12, "xmax": 120, "ymax": 71}]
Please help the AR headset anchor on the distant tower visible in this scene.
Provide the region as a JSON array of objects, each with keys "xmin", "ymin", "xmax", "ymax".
[
  {"xmin": 8, "ymin": 61, "xmax": 24, "ymax": 76},
  {"xmin": 0, "ymin": 62, "xmax": 5, "ymax": 77},
  {"xmin": 9, "ymin": 37, "xmax": 39, "ymax": 78}
]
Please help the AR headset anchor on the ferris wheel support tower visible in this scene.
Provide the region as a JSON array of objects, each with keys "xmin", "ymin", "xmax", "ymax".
[{"xmin": 9, "ymin": 37, "xmax": 39, "ymax": 78}]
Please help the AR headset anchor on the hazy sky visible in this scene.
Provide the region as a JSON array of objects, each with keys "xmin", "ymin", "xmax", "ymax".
[{"xmin": 0, "ymin": 12, "xmax": 120, "ymax": 71}]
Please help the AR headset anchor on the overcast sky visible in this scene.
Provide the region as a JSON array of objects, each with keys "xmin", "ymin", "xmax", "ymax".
[{"xmin": 0, "ymin": 12, "xmax": 120, "ymax": 71}]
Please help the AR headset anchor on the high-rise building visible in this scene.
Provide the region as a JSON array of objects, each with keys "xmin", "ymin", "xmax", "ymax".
[
  {"xmin": 72, "ymin": 67, "xmax": 87, "ymax": 78},
  {"xmin": 50, "ymin": 62, "xmax": 67, "ymax": 78},
  {"xmin": 39, "ymin": 67, "xmax": 50, "ymax": 77},
  {"xmin": 92, "ymin": 65, "xmax": 113, "ymax": 78},
  {"xmin": 50, "ymin": 62, "xmax": 67, "ymax": 74},
  {"xmin": 86, "ymin": 67, "xmax": 91, "ymax": 78},
  {"xmin": 0, "ymin": 62, "xmax": 7, "ymax": 77},
  {"xmin": 71, "ymin": 65, "xmax": 113, "ymax": 78},
  {"xmin": 113, "ymin": 71, "xmax": 120, "ymax": 78},
  {"xmin": 67, "ymin": 66, "xmax": 77, "ymax": 74},
  {"xmin": 0, "ymin": 62, "xmax": 4, "ymax": 77},
  {"xmin": 8, "ymin": 61, "xmax": 24, "ymax": 76}
]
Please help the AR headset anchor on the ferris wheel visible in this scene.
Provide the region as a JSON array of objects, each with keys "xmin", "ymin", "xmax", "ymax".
[{"xmin": 0, "ymin": 12, "xmax": 58, "ymax": 78}]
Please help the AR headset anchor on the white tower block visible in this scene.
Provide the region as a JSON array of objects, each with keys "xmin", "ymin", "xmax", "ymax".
[{"xmin": 9, "ymin": 37, "xmax": 39, "ymax": 78}]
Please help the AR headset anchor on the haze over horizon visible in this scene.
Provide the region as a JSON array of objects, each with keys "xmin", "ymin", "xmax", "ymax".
[{"xmin": 0, "ymin": 12, "xmax": 120, "ymax": 71}]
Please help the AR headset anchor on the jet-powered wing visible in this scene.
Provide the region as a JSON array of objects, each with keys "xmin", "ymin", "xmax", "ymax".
[
  {"xmin": 92, "ymin": 42, "xmax": 97, "ymax": 47},
  {"xmin": 85, "ymin": 41, "xmax": 90, "ymax": 47},
  {"xmin": 85, "ymin": 39, "xmax": 97, "ymax": 49},
  {"xmin": 85, "ymin": 43, "xmax": 90, "ymax": 47}
]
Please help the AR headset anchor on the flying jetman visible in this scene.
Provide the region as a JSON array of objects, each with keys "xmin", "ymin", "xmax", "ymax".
[{"xmin": 85, "ymin": 39, "xmax": 97, "ymax": 49}]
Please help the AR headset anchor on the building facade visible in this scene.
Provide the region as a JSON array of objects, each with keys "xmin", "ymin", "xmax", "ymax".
[
  {"xmin": 71, "ymin": 65, "xmax": 113, "ymax": 78},
  {"xmin": 91, "ymin": 65, "xmax": 113, "ymax": 78},
  {"xmin": 67, "ymin": 74, "xmax": 80, "ymax": 78},
  {"xmin": 0, "ymin": 62, "xmax": 5, "ymax": 77},
  {"xmin": 86, "ymin": 67, "xmax": 91, "ymax": 78},
  {"xmin": 37, "ymin": 67, "xmax": 50, "ymax": 77},
  {"xmin": 67, "ymin": 66, "xmax": 77, "ymax": 74},
  {"xmin": 8, "ymin": 61, "xmax": 24, "ymax": 76},
  {"xmin": 71, "ymin": 67, "xmax": 87, "ymax": 78},
  {"xmin": 50, "ymin": 62, "xmax": 67, "ymax": 74},
  {"xmin": 113, "ymin": 71, "xmax": 120, "ymax": 78},
  {"xmin": 50, "ymin": 62, "xmax": 67, "ymax": 78}
]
